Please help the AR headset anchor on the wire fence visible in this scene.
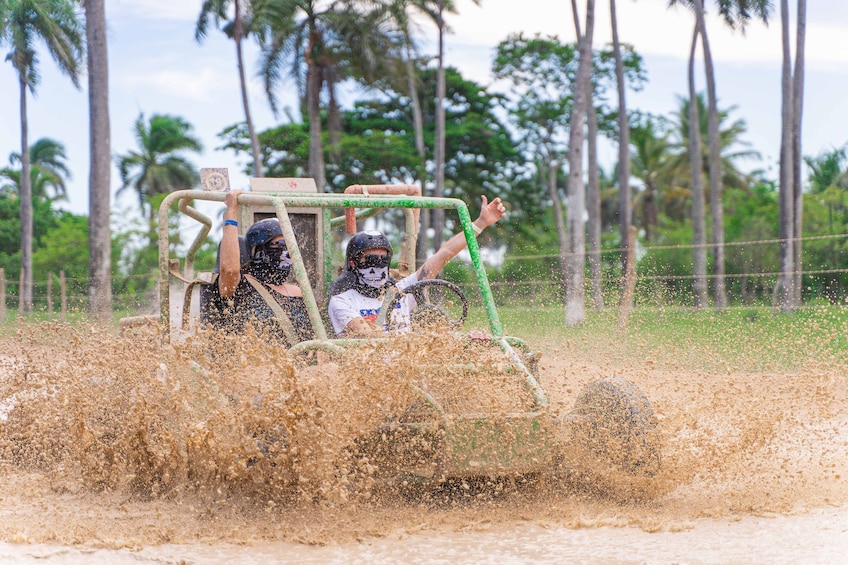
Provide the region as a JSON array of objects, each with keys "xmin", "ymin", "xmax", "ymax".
[{"xmin": 2, "ymin": 232, "xmax": 847, "ymax": 321}]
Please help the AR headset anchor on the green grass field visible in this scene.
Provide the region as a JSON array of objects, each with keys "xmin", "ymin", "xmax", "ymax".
[
  {"xmin": 466, "ymin": 303, "xmax": 848, "ymax": 374},
  {"xmin": 4, "ymin": 299, "xmax": 847, "ymax": 375}
]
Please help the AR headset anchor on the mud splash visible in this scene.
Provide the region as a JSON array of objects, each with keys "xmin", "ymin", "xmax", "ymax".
[{"xmin": 0, "ymin": 317, "xmax": 847, "ymax": 551}]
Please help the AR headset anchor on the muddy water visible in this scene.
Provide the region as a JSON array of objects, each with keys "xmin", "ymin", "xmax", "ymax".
[{"xmin": 1, "ymin": 319, "xmax": 847, "ymax": 562}]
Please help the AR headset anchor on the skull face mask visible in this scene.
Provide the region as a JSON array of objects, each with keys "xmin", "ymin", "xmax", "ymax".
[
  {"xmin": 352, "ymin": 251, "xmax": 391, "ymax": 297},
  {"xmin": 356, "ymin": 265, "xmax": 389, "ymax": 288}
]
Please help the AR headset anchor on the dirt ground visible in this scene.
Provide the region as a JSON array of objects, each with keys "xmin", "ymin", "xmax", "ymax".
[{"xmin": 1, "ymin": 320, "xmax": 846, "ymax": 563}]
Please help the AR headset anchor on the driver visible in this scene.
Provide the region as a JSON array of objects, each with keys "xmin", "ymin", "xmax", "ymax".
[
  {"xmin": 214, "ymin": 190, "xmax": 313, "ymax": 345},
  {"xmin": 328, "ymin": 195, "xmax": 506, "ymax": 337}
]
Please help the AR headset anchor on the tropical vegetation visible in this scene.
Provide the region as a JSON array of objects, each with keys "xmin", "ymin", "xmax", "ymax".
[{"xmin": 0, "ymin": 0, "xmax": 839, "ymax": 323}]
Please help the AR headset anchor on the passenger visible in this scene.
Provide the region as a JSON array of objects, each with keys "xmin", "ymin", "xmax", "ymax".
[
  {"xmin": 213, "ymin": 190, "xmax": 313, "ymax": 345},
  {"xmin": 328, "ymin": 195, "xmax": 506, "ymax": 337}
]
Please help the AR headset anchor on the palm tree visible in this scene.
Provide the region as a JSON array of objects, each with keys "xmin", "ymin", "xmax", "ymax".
[
  {"xmin": 609, "ymin": 0, "xmax": 631, "ymax": 308},
  {"xmin": 670, "ymin": 94, "xmax": 761, "ymax": 188},
  {"xmin": 775, "ymin": 0, "xmax": 806, "ymax": 312},
  {"xmin": 671, "ymin": 91, "xmax": 760, "ymax": 306},
  {"xmin": 196, "ymin": 0, "xmax": 264, "ymax": 178},
  {"xmin": 85, "ymin": 0, "xmax": 112, "ymax": 319},
  {"xmin": 117, "ymin": 114, "xmax": 203, "ymax": 226},
  {"xmin": 256, "ymin": 1, "xmax": 392, "ymax": 192},
  {"xmin": 565, "ymin": 0, "xmax": 595, "ymax": 326},
  {"xmin": 382, "ymin": 0, "xmax": 444, "ymax": 264},
  {"xmin": 805, "ymin": 146, "xmax": 848, "ymax": 232},
  {"xmin": 790, "ymin": 0, "xmax": 806, "ymax": 308},
  {"xmin": 571, "ymin": 0, "xmax": 603, "ymax": 310},
  {"xmin": 671, "ymin": 0, "xmax": 772, "ymax": 308},
  {"xmin": 30, "ymin": 138, "xmax": 71, "ymax": 201},
  {"xmin": 630, "ymin": 114, "xmax": 675, "ymax": 243},
  {"xmin": 2, "ymin": 138, "xmax": 72, "ymax": 202},
  {"xmin": 0, "ymin": 0, "xmax": 85, "ymax": 314},
  {"xmin": 432, "ymin": 0, "xmax": 475, "ymax": 250},
  {"xmin": 686, "ymin": 25, "xmax": 709, "ymax": 307}
]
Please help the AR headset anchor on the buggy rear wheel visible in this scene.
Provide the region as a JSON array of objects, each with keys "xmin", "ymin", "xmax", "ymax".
[
  {"xmin": 565, "ymin": 377, "xmax": 661, "ymax": 499},
  {"xmin": 573, "ymin": 377, "xmax": 660, "ymax": 474}
]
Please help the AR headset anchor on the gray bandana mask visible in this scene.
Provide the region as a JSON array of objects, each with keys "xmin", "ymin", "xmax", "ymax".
[{"xmin": 251, "ymin": 247, "xmax": 292, "ymax": 285}]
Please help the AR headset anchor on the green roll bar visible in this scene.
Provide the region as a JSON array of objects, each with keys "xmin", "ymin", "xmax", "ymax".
[{"xmin": 156, "ymin": 189, "xmax": 546, "ymax": 409}]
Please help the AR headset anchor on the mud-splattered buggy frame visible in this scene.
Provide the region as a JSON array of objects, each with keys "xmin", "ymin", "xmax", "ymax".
[{"xmin": 126, "ymin": 176, "xmax": 660, "ymax": 490}]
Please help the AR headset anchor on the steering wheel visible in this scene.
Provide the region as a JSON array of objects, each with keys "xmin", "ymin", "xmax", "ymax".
[{"xmin": 384, "ymin": 279, "xmax": 468, "ymax": 331}]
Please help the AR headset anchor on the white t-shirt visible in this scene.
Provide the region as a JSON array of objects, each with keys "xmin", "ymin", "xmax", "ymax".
[{"xmin": 328, "ymin": 272, "xmax": 419, "ymax": 336}]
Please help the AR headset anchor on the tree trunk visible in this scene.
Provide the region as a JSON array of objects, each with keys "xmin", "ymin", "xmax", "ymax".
[
  {"xmin": 406, "ymin": 46, "xmax": 430, "ymax": 268},
  {"xmin": 611, "ymin": 0, "xmax": 631, "ymax": 311},
  {"xmin": 565, "ymin": 0, "xmax": 595, "ymax": 326},
  {"xmin": 432, "ymin": 0, "xmax": 447, "ymax": 250},
  {"xmin": 575, "ymin": 0, "xmax": 602, "ymax": 310},
  {"xmin": 548, "ymin": 161, "xmax": 570, "ymax": 298},
  {"xmin": 574, "ymin": 0, "xmax": 602, "ymax": 311},
  {"xmin": 307, "ymin": 62, "xmax": 325, "ymax": 191},
  {"xmin": 18, "ymin": 75, "xmax": 33, "ymax": 314},
  {"xmin": 327, "ymin": 70, "xmax": 342, "ymax": 165},
  {"xmin": 775, "ymin": 0, "xmax": 795, "ymax": 312},
  {"xmin": 694, "ymin": 0, "xmax": 726, "ymax": 309},
  {"xmin": 688, "ymin": 25, "xmax": 709, "ymax": 308},
  {"xmin": 85, "ymin": 0, "xmax": 113, "ymax": 319},
  {"xmin": 234, "ymin": 0, "xmax": 263, "ymax": 178},
  {"xmin": 587, "ymin": 104, "xmax": 603, "ymax": 310},
  {"xmin": 406, "ymin": 45, "xmax": 426, "ymax": 160},
  {"xmin": 791, "ymin": 0, "xmax": 807, "ymax": 309}
]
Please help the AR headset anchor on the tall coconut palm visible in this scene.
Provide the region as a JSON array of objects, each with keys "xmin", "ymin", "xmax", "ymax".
[
  {"xmin": 117, "ymin": 114, "xmax": 203, "ymax": 227},
  {"xmin": 775, "ymin": 0, "xmax": 806, "ymax": 311},
  {"xmin": 671, "ymin": 0, "xmax": 772, "ymax": 308},
  {"xmin": 85, "ymin": 0, "xmax": 112, "ymax": 318},
  {"xmin": 790, "ymin": 0, "xmax": 806, "ymax": 307},
  {"xmin": 382, "ymin": 0, "xmax": 445, "ymax": 264},
  {"xmin": 686, "ymin": 25, "xmax": 709, "ymax": 307},
  {"xmin": 571, "ymin": 0, "xmax": 603, "ymax": 310},
  {"xmin": 672, "ymin": 91, "xmax": 760, "ymax": 305},
  {"xmin": 609, "ymin": 0, "xmax": 630, "ymax": 311},
  {"xmin": 383, "ymin": 0, "xmax": 442, "ymax": 161},
  {"xmin": 565, "ymin": 0, "xmax": 595, "ymax": 326},
  {"xmin": 196, "ymin": 0, "xmax": 265, "ymax": 177},
  {"xmin": 256, "ymin": 0, "xmax": 392, "ymax": 192},
  {"xmin": 431, "ymin": 0, "xmax": 475, "ymax": 250},
  {"xmin": 0, "ymin": 0, "xmax": 85, "ymax": 314}
]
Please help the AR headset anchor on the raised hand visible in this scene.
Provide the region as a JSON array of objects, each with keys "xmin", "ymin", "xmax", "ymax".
[{"xmin": 478, "ymin": 195, "xmax": 506, "ymax": 227}]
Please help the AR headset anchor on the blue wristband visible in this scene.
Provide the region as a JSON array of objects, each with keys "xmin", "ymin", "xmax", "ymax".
[{"xmin": 224, "ymin": 219, "xmax": 238, "ymax": 227}]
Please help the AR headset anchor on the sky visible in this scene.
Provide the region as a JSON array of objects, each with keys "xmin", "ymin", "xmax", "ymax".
[{"xmin": 2, "ymin": 0, "xmax": 848, "ymax": 218}]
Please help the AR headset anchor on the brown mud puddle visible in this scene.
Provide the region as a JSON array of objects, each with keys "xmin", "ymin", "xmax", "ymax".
[{"xmin": 0, "ymin": 320, "xmax": 846, "ymax": 557}]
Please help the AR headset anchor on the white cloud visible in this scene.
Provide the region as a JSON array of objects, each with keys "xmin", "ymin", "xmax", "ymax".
[
  {"xmin": 121, "ymin": 67, "xmax": 235, "ymax": 103},
  {"xmin": 112, "ymin": 0, "xmax": 203, "ymax": 22}
]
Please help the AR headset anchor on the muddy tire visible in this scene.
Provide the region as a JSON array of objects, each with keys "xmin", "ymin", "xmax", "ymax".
[{"xmin": 567, "ymin": 377, "xmax": 661, "ymax": 499}]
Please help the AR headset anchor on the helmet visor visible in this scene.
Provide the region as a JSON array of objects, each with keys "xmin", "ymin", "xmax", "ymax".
[{"xmin": 358, "ymin": 252, "xmax": 390, "ymax": 268}]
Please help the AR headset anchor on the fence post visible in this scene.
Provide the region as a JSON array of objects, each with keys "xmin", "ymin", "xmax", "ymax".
[
  {"xmin": 0, "ymin": 268, "xmax": 5, "ymax": 323},
  {"xmin": 60, "ymin": 270, "xmax": 67, "ymax": 322},
  {"xmin": 47, "ymin": 272, "xmax": 54, "ymax": 317},
  {"xmin": 18, "ymin": 270, "xmax": 23, "ymax": 316}
]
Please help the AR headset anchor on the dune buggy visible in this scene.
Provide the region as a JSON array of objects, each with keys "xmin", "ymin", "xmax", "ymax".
[{"xmin": 120, "ymin": 172, "xmax": 661, "ymax": 493}]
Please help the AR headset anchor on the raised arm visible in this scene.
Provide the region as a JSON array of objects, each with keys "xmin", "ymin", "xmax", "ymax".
[
  {"xmin": 417, "ymin": 195, "xmax": 506, "ymax": 280},
  {"xmin": 218, "ymin": 190, "xmax": 244, "ymax": 299}
]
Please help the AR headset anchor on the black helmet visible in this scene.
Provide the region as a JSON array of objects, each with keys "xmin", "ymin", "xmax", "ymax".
[
  {"xmin": 345, "ymin": 230, "xmax": 393, "ymax": 271},
  {"xmin": 245, "ymin": 218, "xmax": 284, "ymax": 257}
]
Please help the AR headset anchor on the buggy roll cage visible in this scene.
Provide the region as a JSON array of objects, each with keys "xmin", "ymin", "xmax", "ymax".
[{"xmin": 154, "ymin": 185, "xmax": 546, "ymax": 408}]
